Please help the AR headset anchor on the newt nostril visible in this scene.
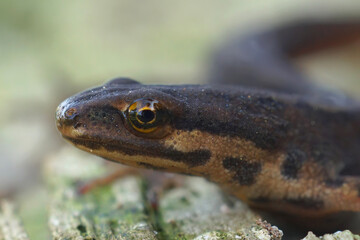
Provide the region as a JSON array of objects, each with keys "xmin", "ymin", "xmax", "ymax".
[
  {"xmin": 64, "ymin": 108, "xmax": 78, "ymax": 119},
  {"xmin": 55, "ymin": 103, "xmax": 80, "ymax": 131}
]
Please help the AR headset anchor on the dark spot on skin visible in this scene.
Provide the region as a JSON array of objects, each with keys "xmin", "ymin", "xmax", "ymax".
[
  {"xmin": 223, "ymin": 157, "xmax": 261, "ymax": 185},
  {"xmin": 357, "ymin": 183, "xmax": 360, "ymax": 197},
  {"xmin": 281, "ymin": 149, "xmax": 306, "ymax": 179},
  {"xmin": 65, "ymin": 137, "xmax": 211, "ymax": 167},
  {"xmin": 285, "ymin": 198, "xmax": 324, "ymax": 209}
]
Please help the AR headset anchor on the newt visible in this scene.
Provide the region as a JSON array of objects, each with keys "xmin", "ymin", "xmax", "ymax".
[{"xmin": 55, "ymin": 20, "xmax": 360, "ymax": 218}]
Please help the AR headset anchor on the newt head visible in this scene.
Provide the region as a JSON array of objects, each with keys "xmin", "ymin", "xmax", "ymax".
[{"xmin": 55, "ymin": 77, "xmax": 204, "ymax": 172}]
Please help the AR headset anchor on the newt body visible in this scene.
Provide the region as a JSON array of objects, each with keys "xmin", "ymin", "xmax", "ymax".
[{"xmin": 56, "ymin": 20, "xmax": 360, "ymax": 218}]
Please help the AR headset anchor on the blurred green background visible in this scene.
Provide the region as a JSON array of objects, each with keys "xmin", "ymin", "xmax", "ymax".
[{"xmin": 1, "ymin": 0, "xmax": 360, "ymax": 238}]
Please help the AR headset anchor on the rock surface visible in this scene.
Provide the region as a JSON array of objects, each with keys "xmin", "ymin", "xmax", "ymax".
[
  {"xmin": 44, "ymin": 146, "xmax": 283, "ymax": 239},
  {"xmin": 0, "ymin": 200, "xmax": 29, "ymax": 240}
]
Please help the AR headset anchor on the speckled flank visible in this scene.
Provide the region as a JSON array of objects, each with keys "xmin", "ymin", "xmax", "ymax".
[
  {"xmin": 160, "ymin": 128, "xmax": 358, "ymax": 216},
  {"xmin": 223, "ymin": 157, "xmax": 262, "ymax": 185},
  {"xmin": 160, "ymin": 129, "xmax": 273, "ymax": 181},
  {"xmin": 281, "ymin": 149, "xmax": 306, "ymax": 179},
  {"xmin": 158, "ymin": 129, "xmax": 351, "ymax": 216}
]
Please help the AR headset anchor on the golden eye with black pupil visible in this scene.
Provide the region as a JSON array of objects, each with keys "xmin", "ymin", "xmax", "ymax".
[
  {"xmin": 126, "ymin": 98, "xmax": 170, "ymax": 137},
  {"xmin": 136, "ymin": 108, "xmax": 155, "ymax": 124}
]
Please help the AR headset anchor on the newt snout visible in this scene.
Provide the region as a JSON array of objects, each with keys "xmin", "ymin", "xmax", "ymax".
[{"xmin": 56, "ymin": 100, "xmax": 78, "ymax": 131}]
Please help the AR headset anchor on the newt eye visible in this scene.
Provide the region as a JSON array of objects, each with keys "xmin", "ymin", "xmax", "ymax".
[
  {"xmin": 137, "ymin": 109, "xmax": 156, "ymax": 124},
  {"xmin": 126, "ymin": 99, "xmax": 170, "ymax": 136}
]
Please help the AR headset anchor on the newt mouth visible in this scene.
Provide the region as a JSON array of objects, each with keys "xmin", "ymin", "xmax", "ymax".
[
  {"xmin": 62, "ymin": 136, "xmax": 137, "ymax": 154},
  {"xmin": 63, "ymin": 136, "xmax": 106, "ymax": 151},
  {"xmin": 62, "ymin": 136, "xmax": 211, "ymax": 168}
]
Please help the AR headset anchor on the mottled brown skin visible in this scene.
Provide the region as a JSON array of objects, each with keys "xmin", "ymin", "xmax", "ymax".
[{"xmin": 56, "ymin": 20, "xmax": 360, "ymax": 218}]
